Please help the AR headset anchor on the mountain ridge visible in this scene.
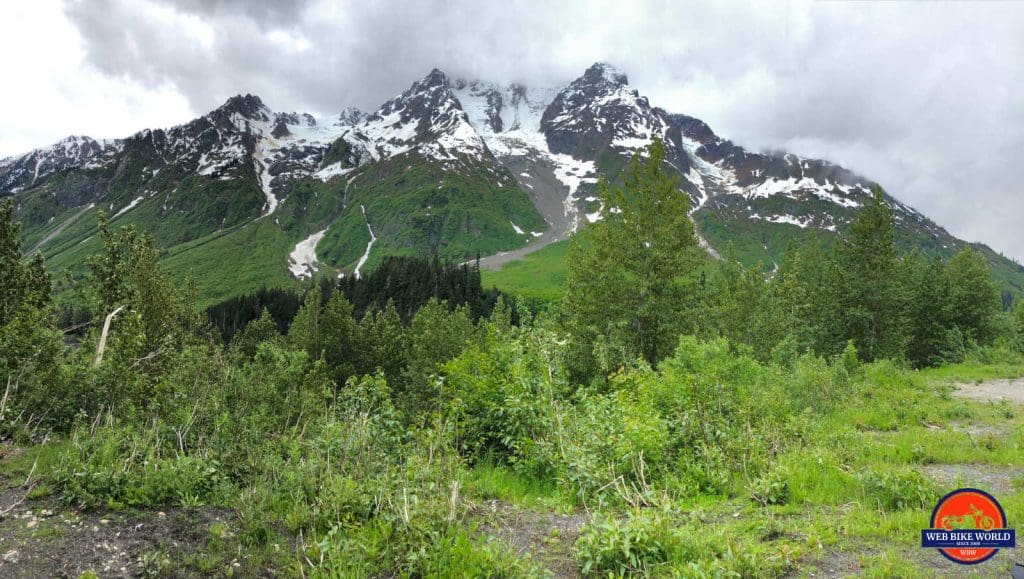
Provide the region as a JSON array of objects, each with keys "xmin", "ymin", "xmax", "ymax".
[{"xmin": 3, "ymin": 62, "xmax": 1022, "ymax": 301}]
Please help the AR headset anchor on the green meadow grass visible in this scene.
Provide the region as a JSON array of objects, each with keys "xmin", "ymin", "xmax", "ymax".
[{"xmin": 481, "ymin": 239, "xmax": 570, "ymax": 302}]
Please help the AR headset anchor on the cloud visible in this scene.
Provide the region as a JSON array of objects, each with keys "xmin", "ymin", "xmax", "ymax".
[
  {"xmin": 0, "ymin": 1, "xmax": 192, "ymax": 158},
  {"xmin": 7, "ymin": 0, "xmax": 1024, "ymax": 261}
]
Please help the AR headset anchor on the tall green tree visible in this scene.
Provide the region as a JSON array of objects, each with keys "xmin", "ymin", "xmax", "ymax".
[
  {"xmin": 288, "ymin": 285, "xmax": 324, "ymax": 360},
  {"xmin": 400, "ymin": 299, "xmax": 475, "ymax": 416},
  {"xmin": 904, "ymin": 252, "xmax": 954, "ymax": 367},
  {"xmin": 320, "ymin": 290, "xmax": 360, "ymax": 384},
  {"xmin": 774, "ymin": 234, "xmax": 830, "ymax": 354},
  {"xmin": 85, "ymin": 216, "xmax": 181, "ymax": 366},
  {"xmin": 562, "ymin": 140, "xmax": 701, "ymax": 376},
  {"xmin": 946, "ymin": 247, "xmax": 1001, "ymax": 344},
  {"xmin": 358, "ymin": 301, "xmax": 409, "ymax": 383},
  {"xmin": 826, "ymin": 188, "xmax": 909, "ymax": 360},
  {"xmin": 0, "ymin": 200, "xmax": 65, "ymax": 432},
  {"xmin": 0, "ymin": 200, "xmax": 50, "ymax": 327}
]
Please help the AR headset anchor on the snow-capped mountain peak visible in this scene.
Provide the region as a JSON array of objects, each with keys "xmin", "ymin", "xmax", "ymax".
[
  {"xmin": 342, "ymin": 68, "xmax": 490, "ymax": 164},
  {"xmin": 580, "ymin": 62, "xmax": 629, "ymax": 88},
  {"xmin": 0, "ymin": 63, "xmax": 968, "ymax": 261},
  {"xmin": 0, "ymin": 135, "xmax": 121, "ymax": 193}
]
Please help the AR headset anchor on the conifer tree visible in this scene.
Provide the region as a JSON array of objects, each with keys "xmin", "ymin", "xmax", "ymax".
[
  {"xmin": 904, "ymin": 252, "xmax": 954, "ymax": 366},
  {"xmin": 826, "ymin": 187, "xmax": 909, "ymax": 360},
  {"xmin": 774, "ymin": 235, "xmax": 830, "ymax": 354},
  {"xmin": 562, "ymin": 139, "xmax": 701, "ymax": 375},
  {"xmin": 320, "ymin": 290, "xmax": 360, "ymax": 384},
  {"xmin": 358, "ymin": 301, "xmax": 409, "ymax": 382},
  {"xmin": 947, "ymin": 247, "xmax": 1000, "ymax": 344},
  {"xmin": 229, "ymin": 308, "xmax": 281, "ymax": 360},
  {"xmin": 0, "ymin": 200, "xmax": 50, "ymax": 327},
  {"xmin": 288, "ymin": 285, "xmax": 324, "ymax": 360}
]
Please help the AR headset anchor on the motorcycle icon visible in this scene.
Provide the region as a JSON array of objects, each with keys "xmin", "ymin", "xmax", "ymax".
[{"xmin": 940, "ymin": 505, "xmax": 996, "ymax": 531}]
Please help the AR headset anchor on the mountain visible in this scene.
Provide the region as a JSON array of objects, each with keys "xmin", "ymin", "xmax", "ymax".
[{"xmin": 3, "ymin": 62, "xmax": 1022, "ymax": 303}]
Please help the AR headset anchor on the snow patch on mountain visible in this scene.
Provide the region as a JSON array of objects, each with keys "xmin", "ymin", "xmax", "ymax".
[
  {"xmin": 288, "ymin": 229, "xmax": 329, "ymax": 279},
  {"xmin": 354, "ymin": 205, "xmax": 376, "ymax": 280},
  {"xmin": 112, "ymin": 196, "xmax": 145, "ymax": 219}
]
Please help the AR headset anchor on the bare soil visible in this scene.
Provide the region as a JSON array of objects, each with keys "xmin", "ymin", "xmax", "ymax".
[
  {"xmin": 919, "ymin": 463, "xmax": 1021, "ymax": 496},
  {"xmin": 471, "ymin": 500, "xmax": 587, "ymax": 578},
  {"xmin": 954, "ymin": 378, "xmax": 1024, "ymax": 405}
]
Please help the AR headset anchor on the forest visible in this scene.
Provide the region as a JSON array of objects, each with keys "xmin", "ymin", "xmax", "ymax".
[{"xmin": 2, "ymin": 141, "xmax": 1024, "ymax": 576}]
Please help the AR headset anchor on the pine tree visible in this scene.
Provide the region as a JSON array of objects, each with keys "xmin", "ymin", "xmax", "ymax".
[
  {"xmin": 774, "ymin": 234, "xmax": 830, "ymax": 354},
  {"xmin": 562, "ymin": 139, "xmax": 701, "ymax": 375},
  {"xmin": 904, "ymin": 252, "xmax": 954, "ymax": 366},
  {"xmin": 0, "ymin": 200, "xmax": 50, "ymax": 327},
  {"xmin": 320, "ymin": 290, "xmax": 360, "ymax": 384},
  {"xmin": 358, "ymin": 301, "xmax": 409, "ymax": 382},
  {"xmin": 288, "ymin": 285, "xmax": 324, "ymax": 360},
  {"xmin": 947, "ymin": 247, "xmax": 1001, "ymax": 344},
  {"xmin": 229, "ymin": 308, "xmax": 281, "ymax": 360},
  {"xmin": 826, "ymin": 187, "xmax": 909, "ymax": 360}
]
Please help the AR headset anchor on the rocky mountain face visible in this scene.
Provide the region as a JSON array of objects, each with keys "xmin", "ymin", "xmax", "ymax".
[{"xmin": 3, "ymin": 62, "xmax": 1021, "ymax": 300}]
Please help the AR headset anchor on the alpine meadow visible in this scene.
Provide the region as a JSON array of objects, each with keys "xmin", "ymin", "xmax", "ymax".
[{"xmin": 3, "ymin": 2, "xmax": 1024, "ymax": 577}]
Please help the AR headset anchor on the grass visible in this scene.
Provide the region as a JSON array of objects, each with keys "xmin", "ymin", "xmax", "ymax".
[
  {"xmin": 917, "ymin": 356, "xmax": 1024, "ymax": 383},
  {"xmin": 319, "ymin": 152, "xmax": 548, "ymax": 272},
  {"xmin": 464, "ymin": 461, "xmax": 574, "ymax": 513},
  {"xmin": 3, "ymin": 360, "xmax": 1023, "ymax": 576},
  {"xmin": 481, "ymin": 239, "xmax": 570, "ymax": 302},
  {"xmin": 465, "ymin": 359, "xmax": 1024, "ymax": 576},
  {"xmin": 159, "ymin": 218, "xmax": 301, "ymax": 307}
]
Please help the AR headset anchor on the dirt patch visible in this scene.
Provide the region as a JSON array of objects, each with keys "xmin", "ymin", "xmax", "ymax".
[
  {"xmin": 471, "ymin": 500, "xmax": 588, "ymax": 578},
  {"xmin": 0, "ymin": 487, "xmax": 242, "ymax": 578},
  {"xmin": 800, "ymin": 547, "xmax": 873, "ymax": 577},
  {"xmin": 800, "ymin": 543, "xmax": 1017, "ymax": 577},
  {"xmin": 919, "ymin": 464, "xmax": 1022, "ymax": 496},
  {"xmin": 954, "ymin": 379, "xmax": 1024, "ymax": 405},
  {"xmin": 949, "ymin": 421, "xmax": 1012, "ymax": 438}
]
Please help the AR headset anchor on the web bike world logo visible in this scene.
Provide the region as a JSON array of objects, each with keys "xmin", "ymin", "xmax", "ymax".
[{"xmin": 921, "ymin": 488, "xmax": 1016, "ymax": 565}]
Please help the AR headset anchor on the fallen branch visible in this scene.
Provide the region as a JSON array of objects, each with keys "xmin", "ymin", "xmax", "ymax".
[{"xmin": 93, "ymin": 305, "xmax": 126, "ymax": 367}]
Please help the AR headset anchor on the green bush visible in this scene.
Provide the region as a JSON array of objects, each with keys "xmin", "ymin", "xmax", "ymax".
[
  {"xmin": 575, "ymin": 512, "xmax": 675, "ymax": 576},
  {"xmin": 749, "ymin": 467, "xmax": 791, "ymax": 507},
  {"xmin": 858, "ymin": 468, "xmax": 938, "ymax": 511},
  {"xmin": 52, "ymin": 426, "xmax": 231, "ymax": 509}
]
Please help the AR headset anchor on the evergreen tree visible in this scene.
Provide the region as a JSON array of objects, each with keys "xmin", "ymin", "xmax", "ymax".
[
  {"xmin": 1015, "ymin": 301, "xmax": 1024, "ymax": 352},
  {"xmin": 562, "ymin": 140, "xmax": 701, "ymax": 375},
  {"xmin": 0, "ymin": 200, "xmax": 65, "ymax": 430},
  {"xmin": 358, "ymin": 301, "xmax": 409, "ymax": 383},
  {"xmin": 707, "ymin": 246, "xmax": 764, "ymax": 350},
  {"xmin": 904, "ymin": 252, "xmax": 954, "ymax": 367},
  {"xmin": 229, "ymin": 308, "xmax": 281, "ymax": 360},
  {"xmin": 288, "ymin": 285, "xmax": 324, "ymax": 360},
  {"xmin": 947, "ymin": 247, "xmax": 1001, "ymax": 344},
  {"xmin": 400, "ymin": 299, "xmax": 475, "ymax": 416},
  {"xmin": 85, "ymin": 216, "xmax": 181, "ymax": 362},
  {"xmin": 826, "ymin": 187, "xmax": 909, "ymax": 360},
  {"xmin": 774, "ymin": 235, "xmax": 830, "ymax": 354},
  {"xmin": 320, "ymin": 290, "xmax": 360, "ymax": 385},
  {"xmin": 0, "ymin": 200, "xmax": 51, "ymax": 327}
]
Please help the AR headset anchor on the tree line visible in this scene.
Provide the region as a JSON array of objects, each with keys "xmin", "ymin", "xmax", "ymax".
[
  {"xmin": 1, "ymin": 139, "xmax": 1022, "ymax": 435},
  {"xmin": 206, "ymin": 255, "xmax": 518, "ymax": 345},
  {"xmin": 562, "ymin": 140, "xmax": 1014, "ymax": 382}
]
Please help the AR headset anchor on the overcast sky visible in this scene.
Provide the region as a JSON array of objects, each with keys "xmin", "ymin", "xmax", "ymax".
[{"xmin": 1, "ymin": 0, "xmax": 1022, "ymax": 261}]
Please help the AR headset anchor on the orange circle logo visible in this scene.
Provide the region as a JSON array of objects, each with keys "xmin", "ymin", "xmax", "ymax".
[{"xmin": 923, "ymin": 488, "xmax": 1013, "ymax": 565}]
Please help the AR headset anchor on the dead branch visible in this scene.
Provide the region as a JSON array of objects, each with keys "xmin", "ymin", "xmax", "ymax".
[{"xmin": 93, "ymin": 305, "xmax": 126, "ymax": 367}]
